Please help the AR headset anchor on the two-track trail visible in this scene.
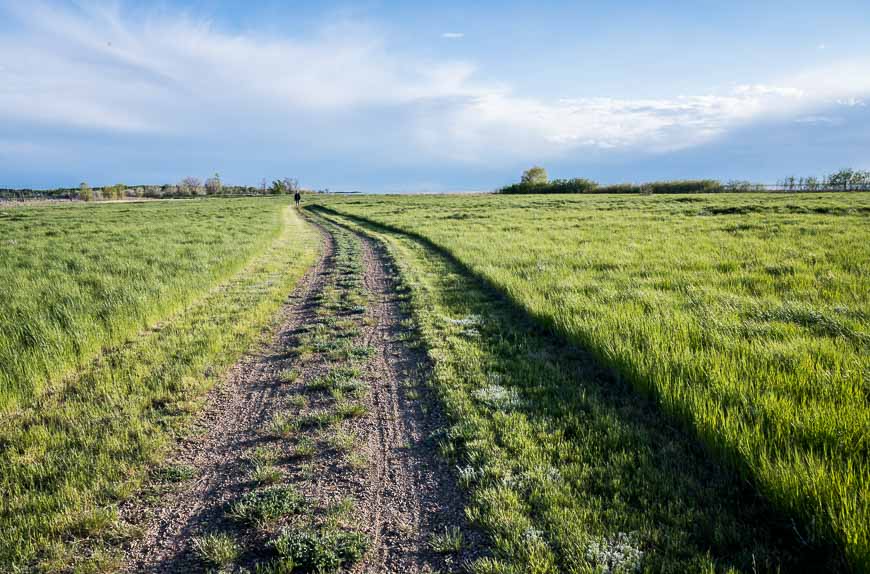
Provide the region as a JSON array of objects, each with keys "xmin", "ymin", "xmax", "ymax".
[{"xmin": 120, "ymin": 215, "xmax": 478, "ymax": 573}]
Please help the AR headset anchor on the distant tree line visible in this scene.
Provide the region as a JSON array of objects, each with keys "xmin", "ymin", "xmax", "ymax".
[
  {"xmin": 774, "ymin": 169, "xmax": 870, "ymax": 192},
  {"xmin": 498, "ymin": 166, "xmax": 870, "ymax": 194},
  {"xmin": 0, "ymin": 173, "xmax": 304, "ymax": 202}
]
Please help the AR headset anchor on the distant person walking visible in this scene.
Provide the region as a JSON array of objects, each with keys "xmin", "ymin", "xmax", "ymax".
[{"xmin": 294, "ymin": 190, "xmax": 301, "ymax": 207}]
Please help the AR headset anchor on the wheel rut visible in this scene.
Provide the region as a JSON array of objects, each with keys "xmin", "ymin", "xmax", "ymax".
[
  {"xmin": 120, "ymin": 224, "xmax": 335, "ymax": 572},
  {"xmin": 120, "ymin": 215, "xmax": 479, "ymax": 573}
]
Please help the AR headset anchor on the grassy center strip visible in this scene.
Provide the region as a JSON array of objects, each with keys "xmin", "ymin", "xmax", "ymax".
[{"xmin": 206, "ymin": 218, "xmax": 372, "ymax": 573}]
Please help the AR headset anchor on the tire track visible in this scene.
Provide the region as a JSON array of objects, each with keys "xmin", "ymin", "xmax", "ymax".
[
  {"xmin": 120, "ymin": 214, "xmax": 480, "ymax": 573},
  {"xmin": 307, "ymin": 217, "xmax": 483, "ymax": 574},
  {"xmin": 120, "ymin": 227, "xmax": 334, "ymax": 573}
]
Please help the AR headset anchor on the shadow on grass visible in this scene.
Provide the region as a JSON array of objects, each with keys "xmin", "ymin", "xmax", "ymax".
[{"xmin": 308, "ymin": 205, "xmax": 842, "ymax": 573}]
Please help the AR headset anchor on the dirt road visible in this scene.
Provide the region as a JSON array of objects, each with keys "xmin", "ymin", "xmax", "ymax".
[{"xmin": 121, "ymin": 215, "xmax": 478, "ymax": 573}]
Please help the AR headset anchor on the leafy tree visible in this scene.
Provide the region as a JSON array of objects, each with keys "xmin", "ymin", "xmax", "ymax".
[
  {"xmin": 108, "ymin": 184, "xmax": 126, "ymax": 200},
  {"xmin": 269, "ymin": 178, "xmax": 299, "ymax": 194},
  {"xmin": 78, "ymin": 182, "xmax": 93, "ymax": 202},
  {"xmin": 521, "ymin": 166, "xmax": 548, "ymax": 185}
]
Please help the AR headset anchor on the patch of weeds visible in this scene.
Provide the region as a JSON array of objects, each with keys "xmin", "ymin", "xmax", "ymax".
[
  {"xmin": 288, "ymin": 394, "xmax": 308, "ymax": 408},
  {"xmin": 328, "ymin": 431, "xmax": 356, "ymax": 453},
  {"xmin": 349, "ymin": 345, "xmax": 375, "ymax": 360},
  {"xmin": 228, "ymin": 486, "xmax": 305, "ymax": 526},
  {"xmin": 325, "ymin": 497, "xmax": 355, "ymax": 520},
  {"xmin": 300, "ymin": 410, "xmax": 339, "ymax": 429},
  {"xmin": 336, "ymin": 401, "xmax": 367, "ymax": 419},
  {"xmin": 254, "ymin": 557, "xmax": 296, "ymax": 574},
  {"xmin": 279, "ymin": 369, "xmax": 299, "ymax": 384},
  {"xmin": 192, "ymin": 532, "xmax": 239, "ymax": 568},
  {"xmin": 293, "ymin": 436, "xmax": 317, "ymax": 459},
  {"xmin": 313, "ymin": 337, "xmax": 343, "ymax": 354},
  {"xmin": 270, "ymin": 525, "xmax": 368, "ymax": 573},
  {"xmin": 307, "ymin": 375, "xmax": 335, "ymax": 392},
  {"xmin": 65, "ymin": 507, "xmax": 118, "ymax": 538},
  {"xmin": 247, "ymin": 445, "xmax": 281, "ymax": 466},
  {"xmin": 346, "ymin": 452, "xmax": 368, "ymax": 471},
  {"xmin": 269, "ymin": 411, "xmax": 299, "ymax": 438},
  {"xmin": 299, "ymin": 462, "xmax": 317, "ymax": 481},
  {"xmin": 325, "ymin": 340, "xmax": 354, "ymax": 361},
  {"xmin": 294, "ymin": 344, "xmax": 315, "ymax": 362},
  {"xmin": 252, "ymin": 464, "xmax": 284, "ymax": 486},
  {"xmin": 333, "ymin": 365, "xmax": 362, "ymax": 379},
  {"xmin": 153, "ymin": 463, "xmax": 195, "ymax": 483},
  {"xmin": 429, "ymin": 526, "xmax": 464, "ymax": 554}
]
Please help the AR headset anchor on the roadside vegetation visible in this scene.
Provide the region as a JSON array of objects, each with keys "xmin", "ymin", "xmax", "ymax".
[
  {"xmin": 0, "ymin": 199, "xmax": 319, "ymax": 570},
  {"xmin": 310, "ymin": 191, "xmax": 869, "ymax": 571}
]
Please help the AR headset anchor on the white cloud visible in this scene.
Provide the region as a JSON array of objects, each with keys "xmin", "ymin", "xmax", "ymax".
[
  {"xmin": 1, "ymin": 1, "xmax": 869, "ymax": 168},
  {"xmin": 441, "ymin": 32, "xmax": 465, "ymax": 39},
  {"xmin": 794, "ymin": 115, "xmax": 842, "ymax": 125},
  {"xmin": 837, "ymin": 97, "xmax": 866, "ymax": 107}
]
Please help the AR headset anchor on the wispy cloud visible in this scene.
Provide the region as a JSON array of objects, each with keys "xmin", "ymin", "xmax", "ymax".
[
  {"xmin": 441, "ymin": 32, "xmax": 465, "ymax": 39},
  {"xmin": 794, "ymin": 115, "xmax": 842, "ymax": 125},
  {"xmin": 0, "ymin": 1, "xmax": 868, "ymax": 176}
]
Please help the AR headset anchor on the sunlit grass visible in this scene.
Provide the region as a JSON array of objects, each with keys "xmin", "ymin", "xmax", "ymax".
[
  {"xmin": 0, "ymin": 198, "xmax": 290, "ymax": 411},
  {"xmin": 0, "ymin": 200, "xmax": 319, "ymax": 570},
  {"xmin": 312, "ymin": 192, "xmax": 869, "ymax": 571}
]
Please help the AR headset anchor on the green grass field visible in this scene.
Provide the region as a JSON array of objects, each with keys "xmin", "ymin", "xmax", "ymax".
[
  {"xmin": 0, "ymin": 198, "xmax": 319, "ymax": 569},
  {"xmin": 0, "ymin": 198, "xmax": 300, "ymax": 411},
  {"xmin": 311, "ymin": 192, "xmax": 869, "ymax": 571},
  {"xmin": 2, "ymin": 192, "xmax": 867, "ymax": 572}
]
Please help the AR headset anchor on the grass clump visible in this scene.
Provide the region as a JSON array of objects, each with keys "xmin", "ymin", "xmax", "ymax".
[
  {"xmin": 251, "ymin": 464, "xmax": 284, "ymax": 486},
  {"xmin": 192, "ymin": 532, "xmax": 239, "ymax": 568},
  {"xmin": 269, "ymin": 411, "xmax": 300, "ymax": 438},
  {"xmin": 153, "ymin": 463, "xmax": 196, "ymax": 483},
  {"xmin": 270, "ymin": 525, "xmax": 367, "ymax": 573},
  {"xmin": 335, "ymin": 401, "xmax": 367, "ymax": 419},
  {"xmin": 292, "ymin": 436, "xmax": 317, "ymax": 459},
  {"xmin": 429, "ymin": 526, "xmax": 464, "ymax": 554},
  {"xmin": 228, "ymin": 486, "xmax": 306, "ymax": 526},
  {"xmin": 299, "ymin": 410, "xmax": 339, "ymax": 429},
  {"xmin": 327, "ymin": 431, "xmax": 356, "ymax": 453}
]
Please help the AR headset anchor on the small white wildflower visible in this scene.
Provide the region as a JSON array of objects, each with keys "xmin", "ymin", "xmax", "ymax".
[{"xmin": 584, "ymin": 532, "xmax": 644, "ymax": 573}]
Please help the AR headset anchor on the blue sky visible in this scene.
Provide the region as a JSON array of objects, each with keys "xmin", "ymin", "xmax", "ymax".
[{"xmin": 1, "ymin": 1, "xmax": 869, "ymax": 191}]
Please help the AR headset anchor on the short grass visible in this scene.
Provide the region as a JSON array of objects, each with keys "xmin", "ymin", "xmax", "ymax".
[
  {"xmin": 312, "ymin": 194, "xmax": 868, "ymax": 572},
  {"xmin": 192, "ymin": 532, "xmax": 240, "ymax": 568},
  {"xmin": 228, "ymin": 485, "xmax": 306, "ymax": 526},
  {"xmin": 0, "ymin": 201, "xmax": 319, "ymax": 570},
  {"xmin": 269, "ymin": 524, "xmax": 367, "ymax": 573}
]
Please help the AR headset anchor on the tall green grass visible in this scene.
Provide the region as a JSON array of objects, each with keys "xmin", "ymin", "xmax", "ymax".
[
  {"xmin": 0, "ymin": 200, "xmax": 320, "ymax": 571},
  {"xmin": 0, "ymin": 198, "xmax": 288, "ymax": 411},
  {"xmin": 312, "ymin": 192, "xmax": 870, "ymax": 570}
]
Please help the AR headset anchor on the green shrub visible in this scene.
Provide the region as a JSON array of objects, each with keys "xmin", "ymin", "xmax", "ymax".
[
  {"xmin": 228, "ymin": 486, "xmax": 305, "ymax": 526},
  {"xmin": 271, "ymin": 525, "xmax": 367, "ymax": 573}
]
